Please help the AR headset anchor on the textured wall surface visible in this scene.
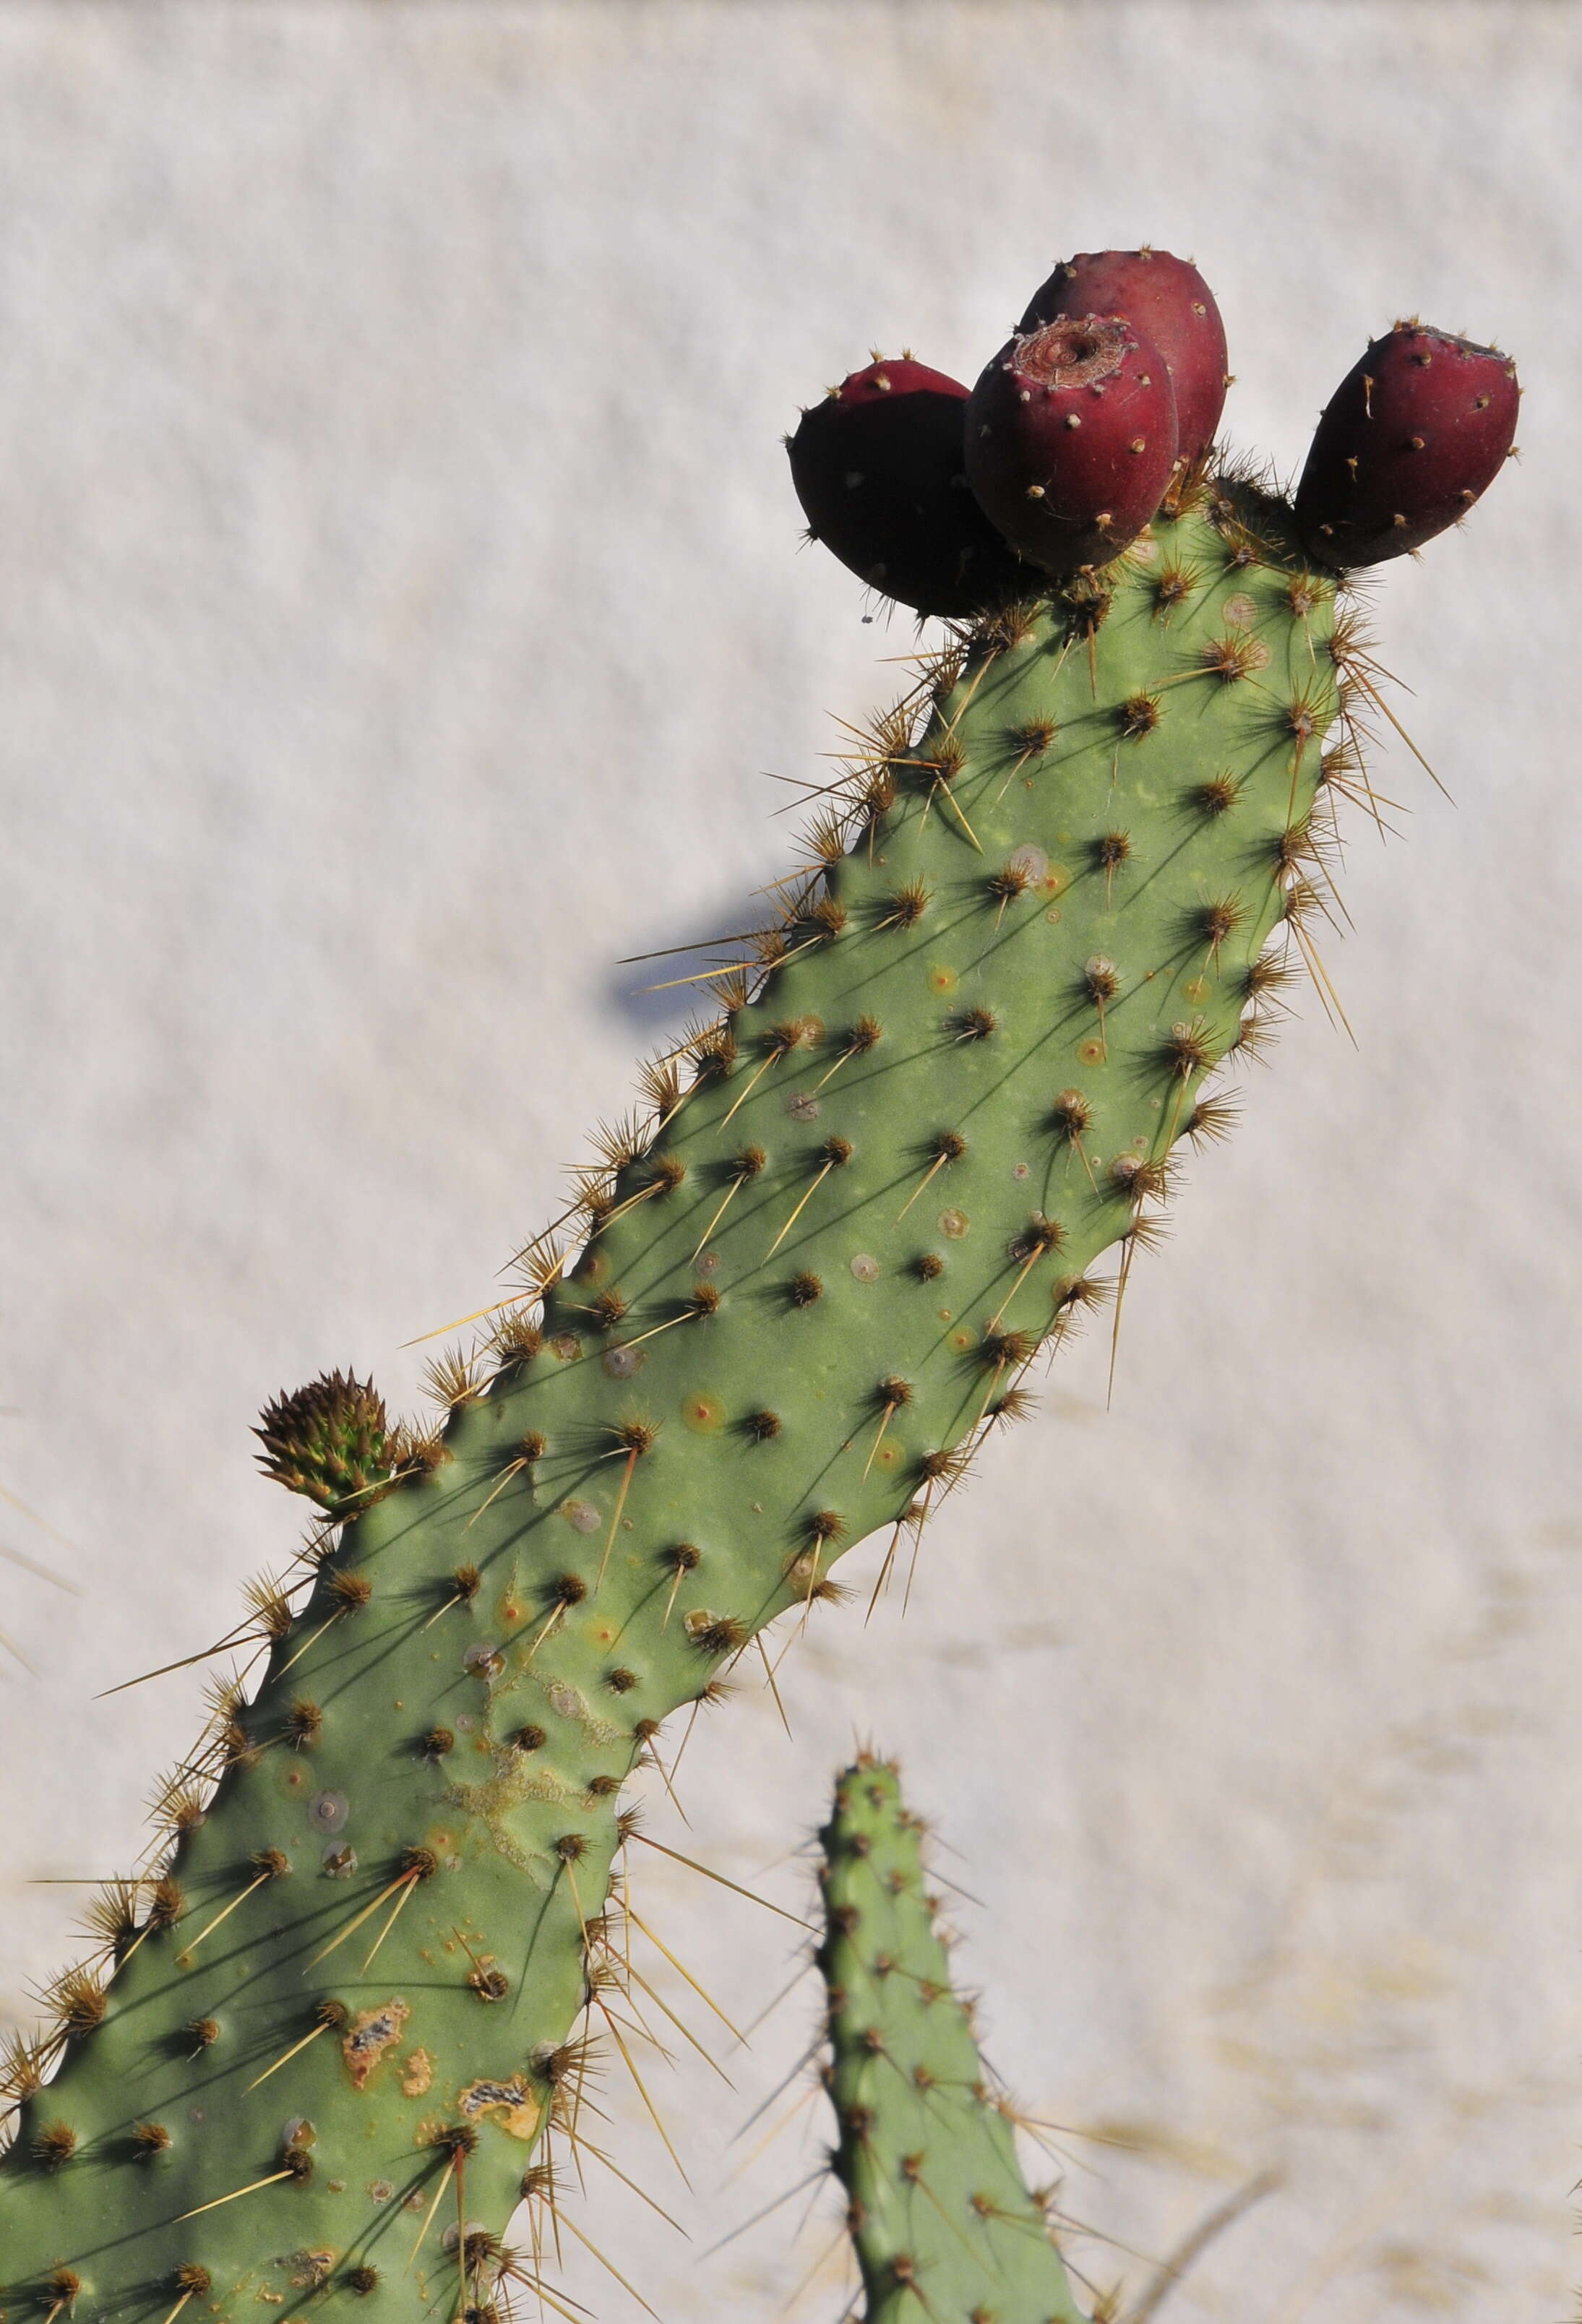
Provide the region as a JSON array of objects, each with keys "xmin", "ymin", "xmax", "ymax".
[{"xmin": 1, "ymin": 5, "xmax": 1578, "ymax": 2317}]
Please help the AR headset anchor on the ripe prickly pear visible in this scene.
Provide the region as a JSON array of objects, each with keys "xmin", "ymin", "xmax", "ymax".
[
  {"xmin": 787, "ymin": 357, "xmax": 1027, "ymax": 616},
  {"xmin": 1018, "ymin": 245, "xmax": 1229, "ymax": 470},
  {"xmin": 1293, "ymin": 322, "xmax": 1519, "ymax": 567},
  {"xmin": 965, "ymin": 314, "xmax": 1177, "ymax": 574}
]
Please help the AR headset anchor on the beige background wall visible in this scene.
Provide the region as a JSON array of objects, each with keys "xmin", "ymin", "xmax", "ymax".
[{"xmin": 1, "ymin": 5, "xmax": 1578, "ymax": 2316}]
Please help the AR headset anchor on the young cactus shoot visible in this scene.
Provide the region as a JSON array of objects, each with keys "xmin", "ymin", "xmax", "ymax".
[{"xmin": 817, "ymin": 1756, "xmax": 1090, "ymax": 2322}]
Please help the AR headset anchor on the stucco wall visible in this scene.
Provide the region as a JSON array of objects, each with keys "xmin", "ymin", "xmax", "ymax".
[{"xmin": 1, "ymin": 7, "xmax": 1577, "ymax": 2315}]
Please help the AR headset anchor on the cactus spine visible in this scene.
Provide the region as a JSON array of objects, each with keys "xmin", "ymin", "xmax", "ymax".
[
  {"xmin": 817, "ymin": 1756, "xmax": 1089, "ymax": 2323},
  {"xmin": 1, "ymin": 469, "xmax": 1354, "ymax": 2311}
]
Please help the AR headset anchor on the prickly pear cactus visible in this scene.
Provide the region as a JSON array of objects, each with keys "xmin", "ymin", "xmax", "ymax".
[
  {"xmin": 817, "ymin": 1756, "xmax": 1089, "ymax": 2323},
  {"xmin": 1, "ymin": 468, "xmax": 1357, "ymax": 2313}
]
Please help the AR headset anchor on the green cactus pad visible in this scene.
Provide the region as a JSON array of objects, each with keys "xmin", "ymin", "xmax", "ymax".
[
  {"xmin": 818, "ymin": 1755, "xmax": 1088, "ymax": 2323},
  {"xmin": 1, "ymin": 474, "xmax": 1353, "ymax": 2315}
]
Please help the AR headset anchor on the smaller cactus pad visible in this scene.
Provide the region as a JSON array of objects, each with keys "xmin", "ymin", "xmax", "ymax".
[{"xmin": 818, "ymin": 1756, "xmax": 1088, "ymax": 2323}]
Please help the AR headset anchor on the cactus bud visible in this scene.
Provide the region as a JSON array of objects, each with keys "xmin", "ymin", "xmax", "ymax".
[
  {"xmin": 254, "ymin": 1370, "xmax": 392, "ymax": 1515},
  {"xmin": 965, "ymin": 316, "xmax": 1178, "ymax": 574}
]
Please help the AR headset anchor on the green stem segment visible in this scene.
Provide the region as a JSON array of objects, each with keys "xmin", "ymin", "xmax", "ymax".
[{"xmin": 818, "ymin": 1756, "xmax": 1088, "ymax": 2323}]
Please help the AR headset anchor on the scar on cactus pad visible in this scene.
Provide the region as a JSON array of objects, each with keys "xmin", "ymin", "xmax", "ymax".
[{"xmin": 0, "ymin": 247, "xmax": 1516, "ymax": 2313}]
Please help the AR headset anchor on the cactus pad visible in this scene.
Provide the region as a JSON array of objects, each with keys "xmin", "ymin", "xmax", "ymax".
[
  {"xmin": 1, "ymin": 470, "xmax": 1354, "ymax": 2314},
  {"xmin": 817, "ymin": 1755, "xmax": 1088, "ymax": 2323}
]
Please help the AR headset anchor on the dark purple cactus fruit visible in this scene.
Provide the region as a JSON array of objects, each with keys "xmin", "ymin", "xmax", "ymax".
[
  {"xmin": 1293, "ymin": 322, "xmax": 1519, "ymax": 568},
  {"xmin": 787, "ymin": 358, "xmax": 1028, "ymax": 618},
  {"xmin": 964, "ymin": 316, "xmax": 1179, "ymax": 577},
  {"xmin": 1018, "ymin": 247, "xmax": 1229, "ymax": 470}
]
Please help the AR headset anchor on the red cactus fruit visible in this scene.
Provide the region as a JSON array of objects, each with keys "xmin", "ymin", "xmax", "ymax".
[
  {"xmin": 1018, "ymin": 248, "xmax": 1229, "ymax": 469},
  {"xmin": 786, "ymin": 358, "xmax": 1028, "ymax": 618},
  {"xmin": 1293, "ymin": 322, "xmax": 1519, "ymax": 568},
  {"xmin": 964, "ymin": 316, "xmax": 1178, "ymax": 577}
]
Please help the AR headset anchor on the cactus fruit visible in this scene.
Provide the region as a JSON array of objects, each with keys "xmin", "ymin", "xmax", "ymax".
[
  {"xmin": 1293, "ymin": 322, "xmax": 1520, "ymax": 567},
  {"xmin": 1017, "ymin": 247, "xmax": 1230, "ymax": 472},
  {"xmin": 788, "ymin": 358, "xmax": 1028, "ymax": 616},
  {"xmin": 817, "ymin": 1756, "xmax": 1088, "ymax": 2323},
  {"xmin": 965, "ymin": 318, "xmax": 1179, "ymax": 574},
  {"xmin": 0, "ymin": 465, "xmax": 1359, "ymax": 2310}
]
